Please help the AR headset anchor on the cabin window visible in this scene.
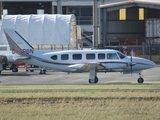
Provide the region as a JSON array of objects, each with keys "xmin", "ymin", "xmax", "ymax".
[
  {"xmin": 117, "ymin": 52, "xmax": 126, "ymax": 59},
  {"xmin": 98, "ymin": 53, "xmax": 105, "ymax": 59},
  {"xmin": 51, "ymin": 55, "xmax": 57, "ymax": 60},
  {"xmin": 73, "ymin": 54, "xmax": 82, "ymax": 60},
  {"xmin": 107, "ymin": 53, "xmax": 119, "ymax": 59},
  {"xmin": 61, "ymin": 54, "xmax": 69, "ymax": 60},
  {"xmin": 86, "ymin": 53, "xmax": 95, "ymax": 60}
]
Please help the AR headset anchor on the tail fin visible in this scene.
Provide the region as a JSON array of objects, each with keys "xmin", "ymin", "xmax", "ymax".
[{"xmin": 4, "ymin": 29, "xmax": 34, "ymax": 55}]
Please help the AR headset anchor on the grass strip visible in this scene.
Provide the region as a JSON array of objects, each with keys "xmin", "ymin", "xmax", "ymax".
[
  {"xmin": 0, "ymin": 84, "xmax": 160, "ymax": 90},
  {"xmin": 0, "ymin": 84, "xmax": 159, "ymax": 120}
]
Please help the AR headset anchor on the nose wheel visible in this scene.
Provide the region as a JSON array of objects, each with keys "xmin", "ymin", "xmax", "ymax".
[{"xmin": 137, "ymin": 77, "xmax": 144, "ymax": 83}]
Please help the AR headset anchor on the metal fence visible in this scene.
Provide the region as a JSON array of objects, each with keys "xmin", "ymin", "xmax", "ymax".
[{"xmin": 121, "ymin": 44, "xmax": 160, "ymax": 63}]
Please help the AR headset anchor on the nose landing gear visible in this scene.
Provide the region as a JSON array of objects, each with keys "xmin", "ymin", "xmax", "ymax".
[{"xmin": 137, "ymin": 71, "xmax": 144, "ymax": 83}]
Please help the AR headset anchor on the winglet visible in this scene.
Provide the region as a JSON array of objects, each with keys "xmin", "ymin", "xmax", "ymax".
[{"xmin": 4, "ymin": 29, "xmax": 34, "ymax": 55}]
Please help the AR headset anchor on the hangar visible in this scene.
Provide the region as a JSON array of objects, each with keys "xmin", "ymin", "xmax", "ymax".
[
  {"xmin": 0, "ymin": 0, "xmax": 160, "ymax": 62},
  {"xmin": 100, "ymin": 0, "xmax": 160, "ymax": 46}
]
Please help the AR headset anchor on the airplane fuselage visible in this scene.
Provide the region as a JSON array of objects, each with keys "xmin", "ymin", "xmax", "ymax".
[{"xmin": 19, "ymin": 49, "xmax": 155, "ymax": 73}]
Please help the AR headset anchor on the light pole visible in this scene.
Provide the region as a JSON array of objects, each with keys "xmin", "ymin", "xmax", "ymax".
[
  {"xmin": 0, "ymin": 2, "xmax": 2, "ymax": 19},
  {"xmin": 57, "ymin": 0, "xmax": 62, "ymax": 14},
  {"xmin": 93, "ymin": 0, "xmax": 99, "ymax": 49}
]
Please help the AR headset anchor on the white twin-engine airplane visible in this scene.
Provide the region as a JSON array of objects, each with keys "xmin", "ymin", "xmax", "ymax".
[{"xmin": 4, "ymin": 29, "xmax": 156, "ymax": 84}]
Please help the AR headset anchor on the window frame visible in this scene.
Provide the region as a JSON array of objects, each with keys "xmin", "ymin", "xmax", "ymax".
[
  {"xmin": 61, "ymin": 54, "xmax": 69, "ymax": 60},
  {"xmin": 72, "ymin": 54, "xmax": 82, "ymax": 60},
  {"xmin": 98, "ymin": 53, "xmax": 105, "ymax": 60},
  {"xmin": 51, "ymin": 55, "xmax": 58, "ymax": 60},
  {"xmin": 107, "ymin": 53, "xmax": 119, "ymax": 59},
  {"xmin": 86, "ymin": 53, "xmax": 95, "ymax": 60},
  {"xmin": 119, "ymin": 8, "xmax": 126, "ymax": 20}
]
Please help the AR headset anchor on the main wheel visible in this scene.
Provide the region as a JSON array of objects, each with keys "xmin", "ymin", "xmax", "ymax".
[
  {"xmin": 137, "ymin": 77, "xmax": 144, "ymax": 83},
  {"xmin": 12, "ymin": 68, "xmax": 18, "ymax": 72},
  {"xmin": 89, "ymin": 76, "xmax": 99, "ymax": 83},
  {"xmin": 95, "ymin": 76, "xmax": 98, "ymax": 83}
]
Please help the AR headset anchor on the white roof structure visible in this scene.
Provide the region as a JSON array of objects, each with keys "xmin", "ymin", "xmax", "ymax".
[
  {"xmin": 0, "ymin": 14, "xmax": 77, "ymax": 47},
  {"xmin": 100, "ymin": 0, "xmax": 160, "ymax": 8}
]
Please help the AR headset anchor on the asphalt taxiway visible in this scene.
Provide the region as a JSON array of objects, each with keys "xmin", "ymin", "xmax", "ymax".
[{"xmin": 0, "ymin": 65, "xmax": 160, "ymax": 85}]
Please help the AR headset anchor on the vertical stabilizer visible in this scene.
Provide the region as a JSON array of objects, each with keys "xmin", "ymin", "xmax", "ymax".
[{"xmin": 4, "ymin": 29, "xmax": 34, "ymax": 55}]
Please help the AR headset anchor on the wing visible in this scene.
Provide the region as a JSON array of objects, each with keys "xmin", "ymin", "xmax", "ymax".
[
  {"xmin": 68, "ymin": 62, "xmax": 106, "ymax": 72},
  {"xmin": 68, "ymin": 60, "xmax": 128, "ymax": 72}
]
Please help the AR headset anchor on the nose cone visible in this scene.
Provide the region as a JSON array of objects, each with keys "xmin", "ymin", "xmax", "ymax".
[
  {"xmin": 127, "ymin": 56, "xmax": 156, "ymax": 70},
  {"xmin": 141, "ymin": 58, "xmax": 156, "ymax": 69},
  {"xmin": 149, "ymin": 60, "xmax": 156, "ymax": 68}
]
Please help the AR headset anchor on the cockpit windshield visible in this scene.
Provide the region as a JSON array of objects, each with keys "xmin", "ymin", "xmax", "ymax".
[
  {"xmin": 107, "ymin": 53, "xmax": 119, "ymax": 59},
  {"xmin": 117, "ymin": 52, "xmax": 126, "ymax": 59}
]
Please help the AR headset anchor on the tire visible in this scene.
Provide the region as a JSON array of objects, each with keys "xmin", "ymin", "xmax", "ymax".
[
  {"xmin": 89, "ymin": 76, "xmax": 98, "ymax": 84},
  {"xmin": 137, "ymin": 78, "xmax": 144, "ymax": 83},
  {"xmin": 89, "ymin": 79, "xmax": 95, "ymax": 83},
  {"xmin": 95, "ymin": 76, "xmax": 98, "ymax": 83},
  {"xmin": 12, "ymin": 68, "xmax": 18, "ymax": 72}
]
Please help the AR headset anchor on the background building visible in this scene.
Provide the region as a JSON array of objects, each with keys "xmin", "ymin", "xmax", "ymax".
[{"xmin": 1, "ymin": 0, "xmax": 160, "ymax": 62}]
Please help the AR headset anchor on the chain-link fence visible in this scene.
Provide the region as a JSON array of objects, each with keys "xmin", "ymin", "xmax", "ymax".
[{"xmin": 121, "ymin": 44, "xmax": 160, "ymax": 63}]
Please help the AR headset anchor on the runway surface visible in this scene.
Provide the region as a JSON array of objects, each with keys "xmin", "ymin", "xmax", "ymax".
[{"xmin": 0, "ymin": 65, "xmax": 160, "ymax": 85}]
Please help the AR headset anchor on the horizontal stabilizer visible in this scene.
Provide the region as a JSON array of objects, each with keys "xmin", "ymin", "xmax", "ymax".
[{"xmin": 13, "ymin": 56, "xmax": 31, "ymax": 61}]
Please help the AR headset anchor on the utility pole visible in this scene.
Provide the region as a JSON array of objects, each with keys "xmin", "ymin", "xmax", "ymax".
[
  {"xmin": 57, "ymin": 0, "xmax": 62, "ymax": 14},
  {"xmin": 0, "ymin": 2, "xmax": 2, "ymax": 19},
  {"xmin": 93, "ymin": 0, "xmax": 99, "ymax": 49}
]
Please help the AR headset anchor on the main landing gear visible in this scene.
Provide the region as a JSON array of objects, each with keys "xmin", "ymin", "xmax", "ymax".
[
  {"xmin": 10, "ymin": 63, "xmax": 18, "ymax": 72},
  {"xmin": 137, "ymin": 71, "xmax": 144, "ymax": 83},
  {"xmin": 88, "ymin": 64, "xmax": 98, "ymax": 84}
]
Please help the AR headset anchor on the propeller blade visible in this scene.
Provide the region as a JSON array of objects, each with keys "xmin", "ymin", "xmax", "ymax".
[
  {"xmin": 131, "ymin": 62, "xmax": 132, "ymax": 75},
  {"xmin": 130, "ymin": 49, "xmax": 133, "ymax": 75}
]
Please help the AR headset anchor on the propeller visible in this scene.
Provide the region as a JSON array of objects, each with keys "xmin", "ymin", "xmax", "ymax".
[
  {"xmin": 129, "ymin": 49, "xmax": 136, "ymax": 74},
  {"xmin": 130, "ymin": 54, "xmax": 133, "ymax": 74}
]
